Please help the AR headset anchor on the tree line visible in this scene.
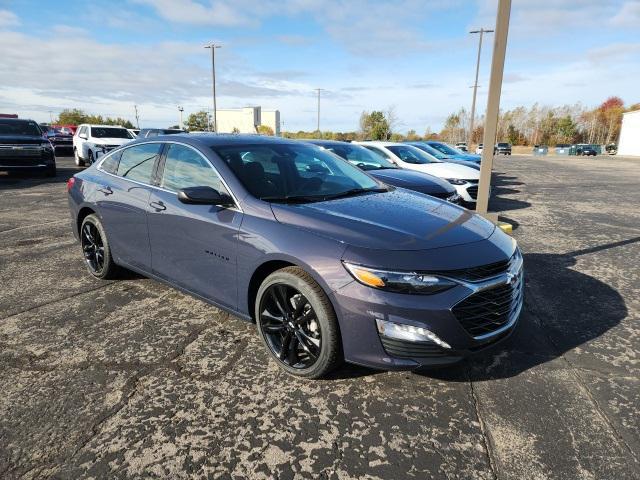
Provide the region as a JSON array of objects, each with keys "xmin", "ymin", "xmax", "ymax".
[
  {"xmin": 55, "ymin": 109, "xmax": 135, "ymax": 129},
  {"xmin": 439, "ymin": 97, "xmax": 638, "ymax": 146}
]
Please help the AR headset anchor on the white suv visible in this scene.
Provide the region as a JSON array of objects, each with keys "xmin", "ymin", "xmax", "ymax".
[{"xmin": 73, "ymin": 124, "xmax": 134, "ymax": 166}]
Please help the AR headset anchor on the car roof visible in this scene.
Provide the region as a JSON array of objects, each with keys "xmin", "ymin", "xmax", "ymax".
[
  {"xmin": 82, "ymin": 124, "xmax": 127, "ymax": 128},
  {"xmin": 128, "ymin": 133, "xmax": 307, "ymax": 148},
  {"xmin": 304, "ymin": 139, "xmax": 349, "ymax": 146},
  {"xmin": 356, "ymin": 141, "xmax": 407, "ymax": 147}
]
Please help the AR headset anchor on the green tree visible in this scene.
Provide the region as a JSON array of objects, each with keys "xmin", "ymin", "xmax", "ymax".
[
  {"xmin": 257, "ymin": 125, "xmax": 274, "ymax": 136},
  {"xmin": 186, "ymin": 111, "xmax": 210, "ymax": 131},
  {"xmin": 506, "ymin": 124, "xmax": 520, "ymax": 145},
  {"xmin": 556, "ymin": 116, "xmax": 577, "ymax": 143},
  {"xmin": 360, "ymin": 111, "xmax": 390, "ymax": 140}
]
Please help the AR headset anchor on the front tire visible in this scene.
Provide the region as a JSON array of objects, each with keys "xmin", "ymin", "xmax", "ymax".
[
  {"xmin": 88, "ymin": 150, "xmax": 95, "ymax": 165},
  {"xmin": 44, "ymin": 164, "xmax": 56, "ymax": 177},
  {"xmin": 74, "ymin": 148, "xmax": 85, "ymax": 167},
  {"xmin": 255, "ymin": 267, "xmax": 342, "ymax": 379},
  {"xmin": 80, "ymin": 214, "xmax": 120, "ymax": 279}
]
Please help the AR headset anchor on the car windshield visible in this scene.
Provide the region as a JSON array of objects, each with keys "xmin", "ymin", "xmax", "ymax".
[
  {"xmin": 212, "ymin": 143, "xmax": 384, "ymax": 202},
  {"xmin": 387, "ymin": 145, "xmax": 438, "ymax": 164},
  {"xmin": 409, "ymin": 143, "xmax": 446, "ymax": 161},
  {"xmin": 498, "ymin": 143, "xmax": 509, "ymax": 147},
  {"xmin": 428, "ymin": 142, "xmax": 460, "ymax": 155},
  {"xmin": 0, "ymin": 119, "xmax": 42, "ymax": 136},
  {"xmin": 162, "ymin": 130, "xmax": 185, "ymax": 134},
  {"xmin": 91, "ymin": 127, "xmax": 133, "ymax": 139},
  {"xmin": 321, "ymin": 143, "xmax": 397, "ymax": 171}
]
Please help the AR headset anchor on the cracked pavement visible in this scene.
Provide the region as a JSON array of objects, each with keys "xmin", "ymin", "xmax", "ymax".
[{"xmin": 1, "ymin": 155, "xmax": 639, "ymax": 479}]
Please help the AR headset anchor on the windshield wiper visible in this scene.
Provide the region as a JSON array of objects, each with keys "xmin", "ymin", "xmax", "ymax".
[
  {"xmin": 260, "ymin": 195, "xmax": 324, "ymax": 204},
  {"xmin": 322, "ymin": 187, "xmax": 388, "ymax": 200}
]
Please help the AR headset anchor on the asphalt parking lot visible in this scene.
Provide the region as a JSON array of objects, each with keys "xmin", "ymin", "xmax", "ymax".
[{"xmin": 1, "ymin": 154, "xmax": 639, "ymax": 479}]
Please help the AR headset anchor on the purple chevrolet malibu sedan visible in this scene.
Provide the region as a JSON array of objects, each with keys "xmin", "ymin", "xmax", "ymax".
[{"xmin": 67, "ymin": 134, "xmax": 523, "ymax": 379}]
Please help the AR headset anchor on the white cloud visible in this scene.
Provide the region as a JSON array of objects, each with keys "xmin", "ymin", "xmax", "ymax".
[
  {"xmin": 610, "ymin": 1, "xmax": 640, "ymax": 27},
  {"xmin": 0, "ymin": 9, "xmax": 20, "ymax": 28}
]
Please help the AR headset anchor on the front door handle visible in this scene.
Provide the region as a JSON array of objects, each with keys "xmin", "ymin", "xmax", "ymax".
[
  {"xmin": 97, "ymin": 185, "xmax": 113, "ymax": 195},
  {"xmin": 149, "ymin": 200, "xmax": 166, "ymax": 212}
]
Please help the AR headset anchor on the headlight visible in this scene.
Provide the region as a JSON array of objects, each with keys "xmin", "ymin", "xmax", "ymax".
[
  {"xmin": 446, "ymin": 178, "xmax": 467, "ymax": 185},
  {"xmin": 343, "ymin": 262, "xmax": 457, "ymax": 294},
  {"xmin": 41, "ymin": 142, "xmax": 52, "ymax": 149}
]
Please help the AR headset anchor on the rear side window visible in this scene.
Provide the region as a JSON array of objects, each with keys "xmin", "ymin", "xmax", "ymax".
[
  {"xmin": 116, "ymin": 143, "xmax": 162, "ymax": 184},
  {"xmin": 161, "ymin": 144, "xmax": 226, "ymax": 193},
  {"xmin": 100, "ymin": 150, "xmax": 121, "ymax": 174}
]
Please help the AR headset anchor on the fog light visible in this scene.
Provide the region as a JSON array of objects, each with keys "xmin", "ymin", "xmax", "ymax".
[{"xmin": 375, "ymin": 319, "xmax": 451, "ymax": 349}]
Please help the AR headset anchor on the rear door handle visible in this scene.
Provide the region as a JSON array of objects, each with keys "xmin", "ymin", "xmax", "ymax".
[
  {"xmin": 149, "ymin": 200, "xmax": 166, "ymax": 212},
  {"xmin": 97, "ymin": 185, "xmax": 113, "ymax": 195}
]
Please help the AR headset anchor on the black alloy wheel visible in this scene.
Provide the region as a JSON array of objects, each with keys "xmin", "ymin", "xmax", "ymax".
[
  {"xmin": 260, "ymin": 284, "xmax": 322, "ymax": 369},
  {"xmin": 256, "ymin": 266, "xmax": 341, "ymax": 378},
  {"xmin": 81, "ymin": 221, "xmax": 104, "ymax": 274}
]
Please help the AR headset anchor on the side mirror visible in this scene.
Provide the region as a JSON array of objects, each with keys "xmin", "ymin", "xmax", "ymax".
[
  {"xmin": 177, "ymin": 186, "xmax": 234, "ymax": 207},
  {"xmin": 79, "ymin": 133, "xmax": 88, "ymax": 139}
]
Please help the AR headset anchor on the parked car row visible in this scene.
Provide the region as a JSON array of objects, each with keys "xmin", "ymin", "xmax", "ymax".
[{"xmin": 67, "ymin": 133, "xmax": 523, "ymax": 379}]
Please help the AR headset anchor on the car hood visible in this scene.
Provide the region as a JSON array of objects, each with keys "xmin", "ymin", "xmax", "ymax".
[
  {"xmin": 368, "ymin": 169, "xmax": 454, "ymax": 194},
  {"xmin": 445, "ymin": 159, "xmax": 481, "ymax": 170},
  {"xmin": 407, "ymin": 162, "xmax": 480, "ymax": 180},
  {"xmin": 271, "ymin": 189, "xmax": 495, "ymax": 251},
  {"xmin": 0, "ymin": 135, "xmax": 45, "ymax": 145}
]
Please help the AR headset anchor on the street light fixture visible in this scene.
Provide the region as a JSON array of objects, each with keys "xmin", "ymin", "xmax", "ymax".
[
  {"xmin": 204, "ymin": 43, "xmax": 222, "ymax": 133},
  {"xmin": 468, "ymin": 28, "xmax": 494, "ymax": 146}
]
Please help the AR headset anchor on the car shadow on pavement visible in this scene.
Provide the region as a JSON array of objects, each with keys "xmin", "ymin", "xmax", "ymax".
[
  {"xmin": 488, "ymin": 172, "xmax": 531, "ymax": 212},
  {"xmin": 417, "ymin": 237, "xmax": 639, "ymax": 382}
]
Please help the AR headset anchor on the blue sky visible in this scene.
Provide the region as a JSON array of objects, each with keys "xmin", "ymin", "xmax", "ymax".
[{"xmin": 0, "ymin": 0, "xmax": 638, "ymax": 131}]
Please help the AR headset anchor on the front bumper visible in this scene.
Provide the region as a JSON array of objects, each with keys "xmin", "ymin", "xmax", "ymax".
[{"xmin": 331, "ymin": 255, "xmax": 524, "ymax": 370}]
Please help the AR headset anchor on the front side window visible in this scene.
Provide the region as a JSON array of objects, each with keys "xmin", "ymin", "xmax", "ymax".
[
  {"xmin": 213, "ymin": 143, "xmax": 381, "ymax": 201},
  {"xmin": 116, "ymin": 143, "xmax": 162, "ymax": 183},
  {"xmin": 412, "ymin": 143, "xmax": 446, "ymax": 160},
  {"xmin": 91, "ymin": 127, "xmax": 133, "ymax": 139},
  {"xmin": 161, "ymin": 143, "xmax": 226, "ymax": 193},
  {"xmin": 363, "ymin": 145, "xmax": 391, "ymax": 160}
]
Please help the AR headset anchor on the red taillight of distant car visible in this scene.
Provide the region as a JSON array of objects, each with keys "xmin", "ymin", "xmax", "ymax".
[{"xmin": 67, "ymin": 177, "xmax": 75, "ymax": 192}]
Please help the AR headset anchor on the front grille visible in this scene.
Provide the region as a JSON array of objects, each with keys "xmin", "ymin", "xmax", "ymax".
[
  {"xmin": 0, "ymin": 146, "xmax": 44, "ymax": 166},
  {"xmin": 429, "ymin": 253, "xmax": 516, "ymax": 282},
  {"xmin": 466, "ymin": 185, "xmax": 478, "ymax": 199},
  {"xmin": 453, "ymin": 272, "xmax": 523, "ymax": 338},
  {"xmin": 380, "ymin": 337, "xmax": 450, "ymax": 358}
]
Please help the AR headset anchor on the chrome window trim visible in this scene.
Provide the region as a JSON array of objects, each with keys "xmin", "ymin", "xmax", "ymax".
[{"xmin": 96, "ymin": 140, "xmax": 243, "ymax": 213}]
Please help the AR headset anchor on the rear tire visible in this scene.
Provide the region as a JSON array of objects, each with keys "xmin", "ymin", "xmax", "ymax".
[
  {"xmin": 80, "ymin": 214, "xmax": 120, "ymax": 279},
  {"xmin": 74, "ymin": 148, "xmax": 85, "ymax": 167},
  {"xmin": 255, "ymin": 266, "xmax": 342, "ymax": 379}
]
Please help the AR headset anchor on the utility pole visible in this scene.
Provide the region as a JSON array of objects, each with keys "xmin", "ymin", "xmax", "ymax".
[
  {"xmin": 48, "ymin": 111, "xmax": 53, "ymax": 123},
  {"xmin": 178, "ymin": 106, "xmax": 184, "ymax": 129},
  {"xmin": 204, "ymin": 43, "xmax": 222, "ymax": 133},
  {"xmin": 468, "ymin": 28, "xmax": 493, "ymax": 146},
  {"xmin": 476, "ymin": 0, "xmax": 511, "ymax": 218},
  {"xmin": 314, "ymin": 88, "xmax": 323, "ymax": 138},
  {"xmin": 134, "ymin": 105, "xmax": 140, "ymax": 128}
]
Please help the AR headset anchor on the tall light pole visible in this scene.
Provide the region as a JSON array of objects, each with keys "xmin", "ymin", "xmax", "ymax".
[
  {"xmin": 204, "ymin": 43, "xmax": 222, "ymax": 132},
  {"xmin": 314, "ymin": 88, "xmax": 323, "ymax": 138},
  {"xmin": 178, "ymin": 106, "xmax": 184, "ymax": 129},
  {"xmin": 468, "ymin": 28, "xmax": 493, "ymax": 146}
]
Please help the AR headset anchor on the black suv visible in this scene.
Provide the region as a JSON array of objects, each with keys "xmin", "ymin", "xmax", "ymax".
[
  {"xmin": 137, "ymin": 128, "xmax": 186, "ymax": 138},
  {"xmin": 0, "ymin": 118, "xmax": 56, "ymax": 177},
  {"xmin": 495, "ymin": 142, "xmax": 512, "ymax": 155}
]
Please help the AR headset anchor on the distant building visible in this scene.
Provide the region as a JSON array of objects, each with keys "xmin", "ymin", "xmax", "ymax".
[
  {"xmin": 617, "ymin": 110, "xmax": 640, "ymax": 156},
  {"xmin": 216, "ymin": 106, "xmax": 281, "ymax": 136}
]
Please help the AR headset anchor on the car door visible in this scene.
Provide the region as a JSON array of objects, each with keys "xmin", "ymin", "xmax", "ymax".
[
  {"xmin": 95, "ymin": 142, "xmax": 163, "ymax": 270},
  {"xmin": 147, "ymin": 142, "xmax": 243, "ymax": 309}
]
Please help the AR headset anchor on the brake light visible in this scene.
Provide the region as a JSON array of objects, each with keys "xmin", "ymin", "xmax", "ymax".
[{"xmin": 67, "ymin": 177, "xmax": 76, "ymax": 192}]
